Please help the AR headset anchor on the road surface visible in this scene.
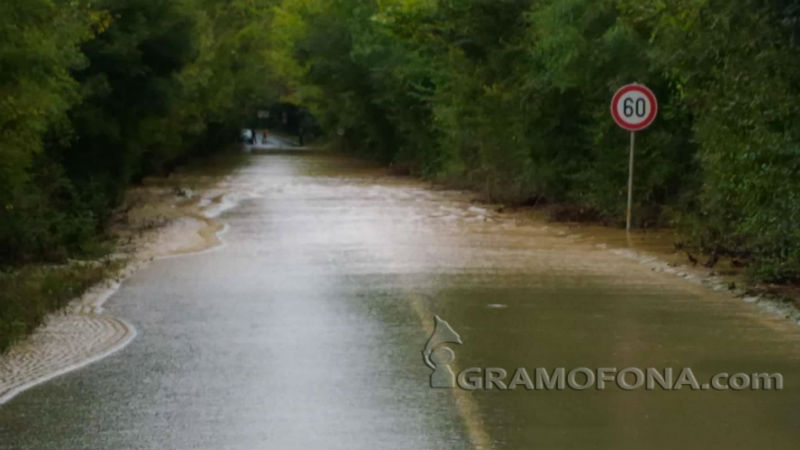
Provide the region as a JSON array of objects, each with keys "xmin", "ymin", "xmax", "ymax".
[{"xmin": 1, "ymin": 150, "xmax": 799, "ymax": 449}]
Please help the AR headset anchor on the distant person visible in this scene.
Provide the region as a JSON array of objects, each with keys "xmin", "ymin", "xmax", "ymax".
[{"xmin": 298, "ymin": 112, "xmax": 314, "ymax": 146}]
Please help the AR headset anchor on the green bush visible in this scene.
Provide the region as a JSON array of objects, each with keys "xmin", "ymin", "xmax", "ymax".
[
  {"xmin": 271, "ymin": 0, "xmax": 800, "ymax": 282},
  {"xmin": 0, "ymin": 0, "xmax": 281, "ymax": 265}
]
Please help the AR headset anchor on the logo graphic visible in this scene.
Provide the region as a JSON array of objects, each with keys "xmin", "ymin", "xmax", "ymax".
[
  {"xmin": 422, "ymin": 316, "xmax": 462, "ymax": 388},
  {"xmin": 420, "ymin": 316, "xmax": 783, "ymax": 392}
]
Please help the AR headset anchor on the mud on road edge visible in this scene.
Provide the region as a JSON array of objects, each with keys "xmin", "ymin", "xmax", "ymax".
[{"xmin": 0, "ymin": 154, "xmax": 246, "ymax": 405}]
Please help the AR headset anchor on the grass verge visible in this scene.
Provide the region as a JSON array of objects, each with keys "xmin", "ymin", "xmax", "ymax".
[{"xmin": 0, "ymin": 259, "xmax": 122, "ymax": 353}]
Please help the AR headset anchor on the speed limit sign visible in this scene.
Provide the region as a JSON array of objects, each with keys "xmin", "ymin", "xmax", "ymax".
[
  {"xmin": 611, "ymin": 83, "xmax": 658, "ymax": 231},
  {"xmin": 611, "ymin": 84, "xmax": 658, "ymax": 131}
]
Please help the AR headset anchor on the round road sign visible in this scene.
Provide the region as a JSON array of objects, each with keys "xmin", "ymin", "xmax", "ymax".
[{"xmin": 611, "ymin": 84, "xmax": 658, "ymax": 131}]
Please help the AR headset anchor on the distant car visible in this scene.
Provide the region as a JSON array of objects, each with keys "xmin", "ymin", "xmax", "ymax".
[{"xmin": 241, "ymin": 129, "xmax": 254, "ymax": 144}]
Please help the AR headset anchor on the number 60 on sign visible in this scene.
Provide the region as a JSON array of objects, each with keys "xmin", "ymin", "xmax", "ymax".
[{"xmin": 611, "ymin": 84, "xmax": 658, "ymax": 131}]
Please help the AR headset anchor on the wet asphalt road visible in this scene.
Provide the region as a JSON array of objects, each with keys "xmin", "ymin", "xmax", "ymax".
[{"xmin": 1, "ymin": 150, "xmax": 800, "ymax": 449}]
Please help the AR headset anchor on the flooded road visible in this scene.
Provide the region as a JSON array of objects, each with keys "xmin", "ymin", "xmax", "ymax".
[{"xmin": 1, "ymin": 151, "xmax": 799, "ymax": 449}]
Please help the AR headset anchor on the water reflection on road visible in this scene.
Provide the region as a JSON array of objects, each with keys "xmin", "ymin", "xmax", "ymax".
[{"xmin": 1, "ymin": 150, "xmax": 799, "ymax": 449}]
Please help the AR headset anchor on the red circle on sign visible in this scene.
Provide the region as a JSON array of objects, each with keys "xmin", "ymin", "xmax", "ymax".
[{"xmin": 610, "ymin": 84, "xmax": 658, "ymax": 131}]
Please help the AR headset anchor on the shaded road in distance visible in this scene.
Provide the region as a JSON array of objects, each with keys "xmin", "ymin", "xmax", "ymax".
[{"xmin": 2, "ymin": 150, "xmax": 800, "ymax": 449}]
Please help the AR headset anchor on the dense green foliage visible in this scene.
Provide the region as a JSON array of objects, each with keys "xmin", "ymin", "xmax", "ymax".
[
  {"xmin": 269, "ymin": 0, "xmax": 800, "ymax": 282},
  {"xmin": 2, "ymin": 0, "xmax": 799, "ymax": 282},
  {"xmin": 0, "ymin": 0, "xmax": 280, "ymax": 264}
]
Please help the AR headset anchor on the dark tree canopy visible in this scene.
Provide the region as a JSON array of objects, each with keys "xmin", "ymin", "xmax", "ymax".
[{"xmin": 1, "ymin": 0, "xmax": 798, "ymax": 282}]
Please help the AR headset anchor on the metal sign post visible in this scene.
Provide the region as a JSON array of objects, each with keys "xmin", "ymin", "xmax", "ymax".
[
  {"xmin": 627, "ymin": 131, "xmax": 635, "ymax": 231},
  {"xmin": 611, "ymin": 83, "xmax": 658, "ymax": 231}
]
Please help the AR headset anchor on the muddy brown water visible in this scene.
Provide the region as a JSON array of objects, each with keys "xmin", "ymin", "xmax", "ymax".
[{"xmin": 1, "ymin": 150, "xmax": 799, "ymax": 449}]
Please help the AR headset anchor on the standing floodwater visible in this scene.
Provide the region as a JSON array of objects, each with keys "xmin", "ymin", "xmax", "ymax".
[{"xmin": 1, "ymin": 151, "xmax": 799, "ymax": 449}]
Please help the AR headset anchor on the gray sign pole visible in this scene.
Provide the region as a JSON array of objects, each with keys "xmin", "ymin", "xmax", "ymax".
[
  {"xmin": 612, "ymin": 83, "xmax": 657, "ymax": 232},
  {"xmin": 626, "ymin": 131, "xmax": 635, "ymax": 232}
]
